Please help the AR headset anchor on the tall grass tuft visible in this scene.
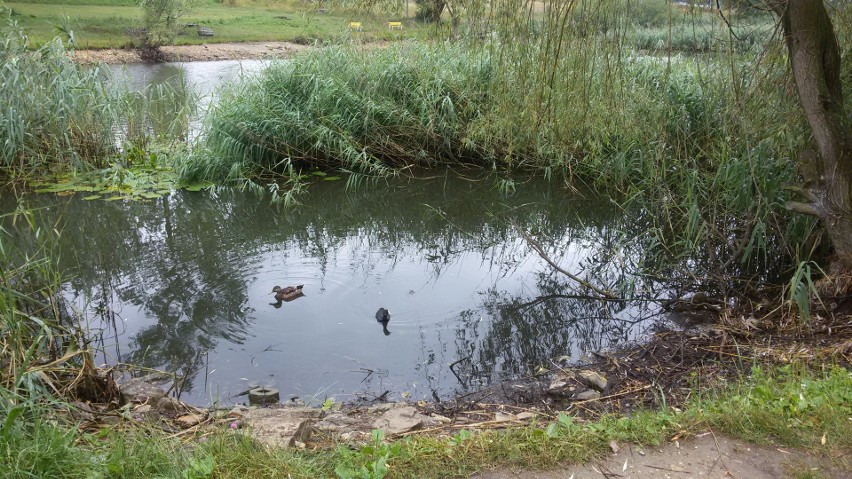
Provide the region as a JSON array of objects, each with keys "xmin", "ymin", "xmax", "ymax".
[
  {"xmin": 0, "ymin": 19, "xmax": 196, "ymax": 181},
  {"xmin": 0, "ymin": 24, "xmax": 121, "ymax": 177}
]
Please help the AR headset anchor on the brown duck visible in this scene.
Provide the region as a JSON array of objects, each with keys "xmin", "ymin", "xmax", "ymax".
[{"xmin": 271, "ymin": 285, "xmax": 304, "ymax": 304}]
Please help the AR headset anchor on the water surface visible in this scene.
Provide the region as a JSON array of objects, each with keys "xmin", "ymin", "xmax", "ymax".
[{"xmin": 6, "ymin": 173, "xmax": 667, "ymax": 405}]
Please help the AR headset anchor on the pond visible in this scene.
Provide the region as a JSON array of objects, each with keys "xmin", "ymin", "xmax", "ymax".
[{"xmin": 5, "ymin": 172, "xmax": 669, "ymax": 406}]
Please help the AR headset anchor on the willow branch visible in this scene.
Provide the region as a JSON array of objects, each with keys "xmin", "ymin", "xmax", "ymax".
[{"xmin": 786, "ymin": 200, "xmax": 821, "ymax": 217}]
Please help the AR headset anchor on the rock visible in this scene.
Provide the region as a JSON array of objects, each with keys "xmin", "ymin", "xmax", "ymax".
[
  {"xmin": 241, "ymin": 407, "xmax": 322, "ymax": 448},
  {"xmin": 578, "ymin": 370, "xmax": 608, "ymax": 392},
  {"xmin": 315, "ymin": 413, "xmax": 361, "ymax": 433},
  {"xmin": 228, "ymin": 406, "xmax": 248, "ymax": 418},
  {"xmin": 367, "ymin": 402, "xmax": 401, "ymax": 414},
  {"xmin": 494, "ymin": 412, "xmax": 516, "ymax": 422},
  {"xmin": 575, "ymin": 390, "xmax": 601, "ymax": 401},
  {"xmin": 119, "ymin": 377, "xmax": 167, "ymax": 405},
  {"xmin": 131, "ymin": 404, "xmax": 155, "ymax": 421},
  {"xmin": 516, "ymin": 411, "xmax": 536, "ymax": 420},
  {"xmin": 609, "ymin": 440, "xmax": 620, "ymax": 453},
  {"xmin": 287, "ymin": 420, "xmax": 315, "ymax": 447},
  {"xmin": 546, "ymin": 378, "xmax": 576, "ymax": 397},
  {"xmin": 176, "ymin": 413, "xmax": 206, "ymax": 428},
  {"xmin": 372, "ymin": 406, "xmax": 428, "ymax": 435},
  {"xmin": 156, "ymin": 397, "xmax": 185, "ymax": 414},
  {"xmin": 430, "ymin": 414, "xmax": 452, "ymax": 424}
]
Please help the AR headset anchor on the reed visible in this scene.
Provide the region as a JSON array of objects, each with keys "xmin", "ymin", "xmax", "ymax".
[
  {"xmin": 0, "ymin": 21, "xmax": 194, "ymax": 181},
  {"xmin": 190, "ymin": 18, "xmax": 815, "ymax": 276},
  {"xmin": 0, "ymin": 26, "xmax": 120, "ymax": 176}
]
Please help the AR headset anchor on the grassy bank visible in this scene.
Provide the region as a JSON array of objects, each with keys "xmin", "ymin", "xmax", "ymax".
[
  {"xmin": 2, "ymin": 362, "xmax": 848, "ymax": 478},
  {"xmin": 4, "ymin": 0, "xmax": 426, "ymax": 49}
]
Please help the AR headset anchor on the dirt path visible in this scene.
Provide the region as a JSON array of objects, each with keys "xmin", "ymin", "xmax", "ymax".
[
  {"xmin": 473, "ymin": 433, "xmax": 850, "ymax": 479},
  {"xmin": 73, "ymin": 41, "xmax": 310, "ymax": 64}
]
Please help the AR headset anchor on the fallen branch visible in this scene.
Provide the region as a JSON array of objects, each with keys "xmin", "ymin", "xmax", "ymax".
[{"xmin": 517, "ymin": 227, "xmax": 618, "ymax": 300}]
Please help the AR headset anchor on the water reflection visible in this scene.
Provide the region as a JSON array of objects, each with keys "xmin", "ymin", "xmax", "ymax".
[
  {"xmin": 110, "ymin": 60, "xmax": 269, "ymax": 143},
  {"xmin": 4, "ymin": 172, "xmax": 666, "ymax": 405}
]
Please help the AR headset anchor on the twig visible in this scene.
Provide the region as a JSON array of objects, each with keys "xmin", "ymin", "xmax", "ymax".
[
  {"xmin": 516, "ymin": 227, "xmax": 618, "ymax": 299},
  {"xmin": 643, "ymin": 464, "xmax": 690, "ymax": 474},
  {"xmin": 709, "ymin": 428, "xmax": 737, "ymax": 479}
]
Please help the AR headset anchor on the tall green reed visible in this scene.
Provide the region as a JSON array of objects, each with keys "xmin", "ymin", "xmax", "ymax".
[
  {"xmin": 190, "ymin": 34, "xmax": 814, "ymax": 273},
  {"xmin": 0, "ymin": 25, "xmax": 120, "ymax": 176},
  {"xmin": 0, "ymin": 18, "xmax": 196, "ymax": 181}
]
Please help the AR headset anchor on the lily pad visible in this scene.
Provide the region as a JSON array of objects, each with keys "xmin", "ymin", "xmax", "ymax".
[
  {"xmin": 183, "ymin": 182, "xmax": 214, "ymax": 192},
  {"xmin": 82, "ymin": 195, "xmax": 102, "ymax": 201}
]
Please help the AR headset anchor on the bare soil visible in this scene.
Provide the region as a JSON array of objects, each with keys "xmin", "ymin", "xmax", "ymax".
[
  {"xmin": 72, "ymin": 41, "xmax": 310, "ymax": 64},
  {"xmin": 474, "ymin": 433, "xmax": 850, "ymax": 479}
]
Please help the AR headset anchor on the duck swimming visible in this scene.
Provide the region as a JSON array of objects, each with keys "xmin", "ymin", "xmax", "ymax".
[
  {"xmin": 271, "ymin": 285, "xmax": 304, "ymax": 303},
  {"xmin": 375, "ymin": 308, "xmax": 390, "ymax": 322},
  {"xmin": 375, "ymin": 308, "xmax": 391, "ymax": 336}
]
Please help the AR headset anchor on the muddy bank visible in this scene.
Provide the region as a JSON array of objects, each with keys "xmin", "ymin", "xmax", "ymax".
[
  {"xmin": 73, "ymin": 41, "xmax": 310, "ymax": 64},
  {"xmin": 93, "ymin": 312, "xmax": 850, "ymax": 446}
]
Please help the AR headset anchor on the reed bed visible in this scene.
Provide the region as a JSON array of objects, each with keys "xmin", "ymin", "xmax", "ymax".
[
  {"xmin": 0, "ymin": 28, "xmax": 120, "ymax": 176},
  {"xmin": 189, "ymin": 21, "xmax": 818, "ymax": 277},
  {"xmin": 0, "ymin": 22, "xmax": 195, "ymax": 181}
]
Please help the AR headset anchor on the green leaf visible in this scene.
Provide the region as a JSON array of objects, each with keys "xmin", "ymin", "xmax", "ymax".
[
  {"xmin": 82, "ymin": 195, "xmax": 102, "ymax": 201},
  {"xmin": 544, "ymin": 422, "xmax": 560, "ymax": 438}
]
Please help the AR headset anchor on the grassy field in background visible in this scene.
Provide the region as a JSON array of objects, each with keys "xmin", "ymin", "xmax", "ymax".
[{"xmin": 4, "ymin": 0, "xmax": 426, "ymax": 48}]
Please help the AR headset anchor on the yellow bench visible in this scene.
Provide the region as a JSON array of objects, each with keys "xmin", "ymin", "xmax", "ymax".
[
  {"xmin": 349, "ymin": 22, "xmax": 362, "ymax": 31},
  {"xmin": 387, "ymin": 21, "xmax": 402, "ymax": 30}
]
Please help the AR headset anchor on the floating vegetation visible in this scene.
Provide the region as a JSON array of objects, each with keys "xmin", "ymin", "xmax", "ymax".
[{"xmin": 30, "ymin": 149, "xmax": 213, "ymax": 200}]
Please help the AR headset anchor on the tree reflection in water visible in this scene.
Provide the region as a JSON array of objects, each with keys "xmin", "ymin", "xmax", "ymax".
[{"xmin": 4, "ymin": 172, "xmax": 671, "ymax": 404}]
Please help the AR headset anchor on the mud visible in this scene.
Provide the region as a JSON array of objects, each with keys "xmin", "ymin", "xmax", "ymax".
[{"xmin": 72, "ymin": 41, "xmax": 310, "ymax": 64}]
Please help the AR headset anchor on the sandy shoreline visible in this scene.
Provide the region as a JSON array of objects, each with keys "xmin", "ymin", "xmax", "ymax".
[{"xmin": 73, "ymin": 41, "xmax": 311, "ymax": 64}]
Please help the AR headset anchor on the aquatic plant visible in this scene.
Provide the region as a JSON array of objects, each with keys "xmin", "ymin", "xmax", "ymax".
[{"xmin": 0, "ymin": 26, "xmax": 119, "ymax": 176}]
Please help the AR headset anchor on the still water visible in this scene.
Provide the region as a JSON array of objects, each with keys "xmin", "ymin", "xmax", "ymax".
[
  {"xmin": 8, "ymin": 173, "xmax": 666, "ymax": 405},
  {"xmin": 108, "ymin": 59, "xmax": 268, "ymax": 141}
]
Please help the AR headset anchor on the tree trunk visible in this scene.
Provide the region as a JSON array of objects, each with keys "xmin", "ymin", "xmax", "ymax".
[{"xmin": 771, "ymin": 0, "xmax": 852, "ymax": 273}]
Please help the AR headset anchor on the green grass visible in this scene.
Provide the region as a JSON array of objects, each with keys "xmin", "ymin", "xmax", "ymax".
[
  {"xmin": 1, "ymin": 364, "xmax": 848, "ymax": 478},
  {"xmin": 5, "ymin": 0, "xmax": 429, "ymax": 49}
]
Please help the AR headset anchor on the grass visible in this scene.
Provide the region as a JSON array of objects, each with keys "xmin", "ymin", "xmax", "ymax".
[
  {"xmin": 1, "ymin": 363, "xmax": 848, "ymax": 478},
  {"xmin": 4, "ymin": 0, "xmax": 430, "ymax": 49}
]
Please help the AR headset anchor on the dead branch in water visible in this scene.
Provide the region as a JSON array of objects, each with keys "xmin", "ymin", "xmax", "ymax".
[{"xmin": 516, "ymin": 226, "xmax": 618, "ymax": 300}]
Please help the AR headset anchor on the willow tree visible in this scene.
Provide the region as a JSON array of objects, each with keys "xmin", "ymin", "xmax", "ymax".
[{"xmin": 771, "ymin": 1, "xmax": 852, "ymax": 275}]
